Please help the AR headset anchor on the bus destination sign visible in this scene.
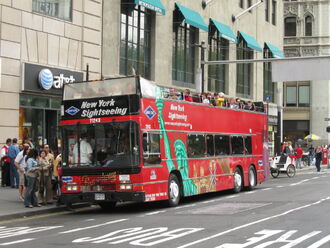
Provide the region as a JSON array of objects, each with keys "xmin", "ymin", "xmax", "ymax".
[{"xmin": 62, "ymin": 95, "xmax": 140, "ymax": 120}]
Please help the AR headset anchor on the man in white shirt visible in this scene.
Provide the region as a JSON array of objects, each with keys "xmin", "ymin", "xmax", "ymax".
[
  {"xmin": 14, "ymin": 144, "xmax": 30, "ymax": 201},
  {"xmin": 73, "ymin": 134, "xmax": 93, "ymax": 165}
]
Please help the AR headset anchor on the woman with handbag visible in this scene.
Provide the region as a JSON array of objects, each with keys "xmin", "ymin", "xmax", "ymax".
[
  {"xmin": 37, "ymin": 150, "xmax": 53, "ymax": 205},
  {"xmin": 24, "ymin": 149, "xmax": 41, "ymax": 208}
]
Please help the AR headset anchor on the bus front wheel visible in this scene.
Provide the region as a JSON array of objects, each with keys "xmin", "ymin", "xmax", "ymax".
[
  {"xmin": 167, "ymin": 174, "xmax": 181, "ymax": 207},
  {"xmin": 233, "ymin": 167, "xmax": 243, "ymax": 193}
]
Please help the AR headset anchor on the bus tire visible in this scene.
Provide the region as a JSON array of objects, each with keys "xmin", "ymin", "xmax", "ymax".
[
  {"xmin": 98, "ymin": 201, "xmax": 117, "ymax": 210},
  {"xmin": 247, "ymin": 166, "xmax": 257, "ymax": 190},
  {"xmin": 167, "ymin": 174, "xmax": 181, "ymax": 207},
  {"xmin": 233, "ymin": 167, "xmax": 243, "ymax": 193}
]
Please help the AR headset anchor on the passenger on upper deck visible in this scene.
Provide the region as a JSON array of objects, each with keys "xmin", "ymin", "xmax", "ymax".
[
  {"xmin": 183, "ymin": 89, "xmax": 193, "ymax": 102},
  {"xmin": 244, "ymin": 101, "xmax": 256, "ymax": 111},
  {"xmin": 168, "ymin": 88, "xmax": 179, "ymax": 100}
]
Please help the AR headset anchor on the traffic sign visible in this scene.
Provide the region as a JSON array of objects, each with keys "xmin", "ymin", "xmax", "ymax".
[{"xmin": 265, "ymin": 95, "xmax": 271, "ymax": 103}]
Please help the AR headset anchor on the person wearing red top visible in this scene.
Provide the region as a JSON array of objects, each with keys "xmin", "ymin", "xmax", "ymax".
[
  {"xmin": 295, "ymin": 144, "xmax": 303, "ymax": 169},
  {"xmin": 0, "ymin": 138, "xmax": 12, "ymax": 186},
  {"xmin": 183, "ymin": 89, "xmax": 193, "ymax": 102}
]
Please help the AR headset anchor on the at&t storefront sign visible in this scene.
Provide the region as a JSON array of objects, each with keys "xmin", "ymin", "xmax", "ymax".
[
  {"xmin": 38, "ymin": 68, "xmax": 76, "ymax": 90},
  {"xmin": 23, "ymin": 63, "xmax": 83, "ymax": 95}
]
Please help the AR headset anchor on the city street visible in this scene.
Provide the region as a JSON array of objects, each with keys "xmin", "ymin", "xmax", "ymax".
[{"xmin": 0, "ymin": 170, "xmax": 330, "ymax": 248}]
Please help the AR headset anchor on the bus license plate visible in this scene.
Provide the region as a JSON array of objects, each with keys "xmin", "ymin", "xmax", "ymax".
[{"xmin": 95, "ymin": 193, "xmax": 105, "ymax": 201}]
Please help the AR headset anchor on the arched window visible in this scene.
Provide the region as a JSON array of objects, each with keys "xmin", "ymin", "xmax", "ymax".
[
  {"xmin": 284, "ymin": 17, "xmax": 296, "ymax": 36},
  {"xmin": 305, "ymin": 16, "xmax": 312, "ymax": 36}
]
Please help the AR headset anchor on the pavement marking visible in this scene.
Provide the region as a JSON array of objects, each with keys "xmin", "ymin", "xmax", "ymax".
[
  {"xmin": 225, "ymin": 195, "xmax": 238, "ymax": 199},
  {"xmin": 177, "ymin": 196, "xmax": 330, "ymax": 248},
  {"xmin": 0, "ymin": 238, "xmax": 35, "ymax": 246},
  {"xmin": 145, "ymin": 211, "xmax": 166, "ymax": 216},
  {"xmin": 201, "ymin": 199, "xmax": 217, "ymax": 203},
  {"xmin": 307, "ymin": 234, "xmax": 330, "ymax": 248},
  {"xmin": 276, "ymin": 185, "xmax": 284, "ymax": 188},
  {"xmin": 244, "ymin": 191, "xmax": 256, "ymax": 194},
  {"xmin": 60, "ymin": 219, "xmax": 128, "ymax": 234},
  {"xmin": 261, "ymin": 188, "xmax": 272, "ymax": 191}
]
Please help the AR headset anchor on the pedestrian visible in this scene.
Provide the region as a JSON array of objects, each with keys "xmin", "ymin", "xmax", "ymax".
[
  {"xmin": 7, "ymin": 138, "xmax": 20, "ymax": 188},
  {"xmin": 295, "ymin": 144, "xmax": 303, "ymax": 169},
  {"xmin": 308, "ymin": 145, "xmax": 314, "ymax": 166},
  {"xmin": 0, "ymin": 138, "xmax": 12, "ymax": 187},
  {"xmin": 24, "ymin": 149, "xmax": 41, "ymax": 208},
  {"xmin": 315, "ymin": 146, "xmax": 322, "ymax": 172},
  {"xmin": 37, "ymin": 150, "xmax": 53, "ymax": 205},
  {"xmin": 53, "ymin": 149, "xmax": 61, "ymax": 201},
  {"xmin": 14, "ymin": 144, "xmax": 30, "ymax": 201}
]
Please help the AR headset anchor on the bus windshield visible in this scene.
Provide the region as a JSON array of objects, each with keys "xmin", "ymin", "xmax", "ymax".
[{"xmin": 62, "ymin": 121, "xmax": 139, "ymax": 168}]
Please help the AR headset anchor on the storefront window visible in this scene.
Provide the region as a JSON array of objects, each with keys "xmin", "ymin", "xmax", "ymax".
[
  {"xmin": 19, "ymin": 94, "xmax": 61, "ymax": 152},
  {"xmin": 32, "ymin": 0, "xmax": 72, "ymax": 21}
]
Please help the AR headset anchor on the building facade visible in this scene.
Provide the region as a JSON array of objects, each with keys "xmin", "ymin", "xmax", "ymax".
[
  {"xmin": 0, "ymin": 0, "xmax": 102, "ymax": 150},
  {"xmin": 0, "ymin": 0, "xmax": 283, "ymax": 153},
  {"xmin": 283, "ymin": 0, "xmax": 330, "ymax": 145}
]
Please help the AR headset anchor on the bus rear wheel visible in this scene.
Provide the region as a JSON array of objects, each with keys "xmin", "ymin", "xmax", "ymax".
[
  {"xmin": 98, "ymin": 201, "xmax": 117, "ymax": 210},
  {"xmin": 233, "ymin": 167, "xmax": 243, "ymax": 193},
  {"xmin": 247, "ymin": 166, "xmax": 257, "ymax": 190},
  {"xmin": 167, "ymin": 174, "xmax": 181, "ymax": 207}
]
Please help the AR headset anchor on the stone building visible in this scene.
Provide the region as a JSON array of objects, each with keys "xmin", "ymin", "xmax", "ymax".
[
  {"xmin": 0, "ymin": 0, "xmax": 102, "ymax": 149},
  {"xmin": 283, "ymin": 0, "xmax": 330, "ymax": 144},
  {"xmin": 0, "ymin": 0, "xmax": 283, "ymax": 152}
]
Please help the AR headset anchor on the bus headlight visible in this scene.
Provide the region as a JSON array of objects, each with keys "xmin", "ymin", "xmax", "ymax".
[
  {"xmin": 66, "ymin": 183, "xmax": 78, "ymax": 191},
  {"xmin": 119, "ymin": 184, "xmax": 132, "ymax": 190}
]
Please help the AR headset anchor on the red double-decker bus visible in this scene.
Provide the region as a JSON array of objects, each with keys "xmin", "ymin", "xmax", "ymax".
[{"xmin": 60, "ymin": 76, "xmax": 269, "ymax": 208}]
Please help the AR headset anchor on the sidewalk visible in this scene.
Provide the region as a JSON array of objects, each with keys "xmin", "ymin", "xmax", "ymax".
[{"xmin": 0, "ymin": 187, "xmax": 70, "ymax": 221}]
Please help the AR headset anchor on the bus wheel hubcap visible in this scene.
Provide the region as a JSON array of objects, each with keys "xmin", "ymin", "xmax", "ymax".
[
  {"xmin": 249, "ymin": 169, "xmax": 255, "ymax": 186},
  {"xmin": 170, "ymin": 181, "xmax": 179, "ymax": 199},
  {"xmin": 235, "ymin": 173, "xmax": 242, "ymax": 188}
]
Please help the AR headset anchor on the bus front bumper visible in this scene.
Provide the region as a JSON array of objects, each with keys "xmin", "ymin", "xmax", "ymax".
[{"xmin": 60, "ymin": 191, "xmax": 145, "ymax": 204}]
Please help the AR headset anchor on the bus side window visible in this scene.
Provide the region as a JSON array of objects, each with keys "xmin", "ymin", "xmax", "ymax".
[
  {"xmin": 187, "ymin": 134, "xmax": 206, "ymax": 158},
  {"xmin": 215, "ymin": 135, "xmax": 230, "ymax": 155},
  {"xmin": 231, "ymin": 136, "xmax": 244, "ymax": 155},
  {"xmin": 206, "ymin": 135, "xmax": 214, "ymax": 156},
  {"xmin": 244, "ymin": 136, "xmax": 252, "ymax": 154},
  {"xmin": 143, "ymin": 132, "xmax": 161, "ymax": 165}
]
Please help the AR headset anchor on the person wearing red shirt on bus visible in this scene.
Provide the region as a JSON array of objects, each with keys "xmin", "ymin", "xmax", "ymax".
[
  {"xmin": 183, "ymin": 89, "xmax": 193, "ymax": 102},
  {"xmin": 295, "ymin": 144, "xmax": 303, "ymax": 169}
]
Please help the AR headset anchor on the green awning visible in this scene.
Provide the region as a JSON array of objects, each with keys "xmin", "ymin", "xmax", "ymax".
[
  {"xmin": 175, "ymin": 3, "xmax": 208, "ymax": 31},
  {"xmin": 238, "ymin": 31, "xmax": 263, "ymax": 52},
  {"xmin": 210, "ymin": 18, "xmax": 237, "ymax": 43},
  {"xmin": 135, "ymin": 0, "xmax": 165, "ymax": 15},
  {"xmin": 265, "ymin": 42, "xmax": 284, "ymax": 58}
]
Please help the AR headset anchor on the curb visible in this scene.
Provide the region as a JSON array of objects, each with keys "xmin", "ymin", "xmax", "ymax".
[{"xmin": 0, "ymin": 203, "xmax": 91, "ymax": 222}]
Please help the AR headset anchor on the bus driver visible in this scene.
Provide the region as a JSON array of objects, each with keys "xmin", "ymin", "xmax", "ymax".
[{"xmin": 73, "ymin": 134, "xmax": 93, "ymax": 165}]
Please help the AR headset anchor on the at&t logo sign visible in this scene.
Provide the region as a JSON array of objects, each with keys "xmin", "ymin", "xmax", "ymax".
[{"xmin": 38, "ymin": 68, "xmax": 76, "ymax": 90}]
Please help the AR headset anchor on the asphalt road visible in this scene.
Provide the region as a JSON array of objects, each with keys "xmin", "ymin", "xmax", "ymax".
[{"xmin": 1, "ymin": 170, "xmax": 330, "ymax": 248}]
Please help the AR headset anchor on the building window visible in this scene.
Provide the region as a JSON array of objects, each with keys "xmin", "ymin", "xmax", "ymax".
[
  {"xmin": 305, "ymin": 16, "xmax": 312, "ymax": 36},
  {"xmin": 272, "ymin": 0, "xmax": 276, "ymax": 25},
  {"xmin": 32, "ymin": 0, "xmax": 72, "ymax": 21},
  {"xmin": 120, "ymin": 2, "xmax": 152, "ymax": 79},
  {"xmin": 284, "ymin": 17, "xmax": 296, "ymax": 36},
  {"xmin": 172, "ymin": 23, "xmax": 196, "ymax": 85},
  {"xmin": 284, "ymin": 83, "xmax": 310, "ymax": 107},
  {"xmin": 248, "ymin": 0, "xmax": 252, "ymax": 12},
  {"xmin": 265, "ymin": 0, "xmax": 269, "ymax": 22},
  {"xmin": 239, "ymin": 0, "xmax": 244, "ymax": 8},
  {"xmin": 263, "ymin": 48, "xmax": 274, "ymax": 102},
  {"xmin": 236, "ymin": 40, "xmax": 253, "ymax": 98},
  {"xmin": 298, "ymin": 85, "xmax": 310, "ymax": 107},
  {"xmin": 208, "ymin": 28, "xmax": 228, "ymax": 93}
]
